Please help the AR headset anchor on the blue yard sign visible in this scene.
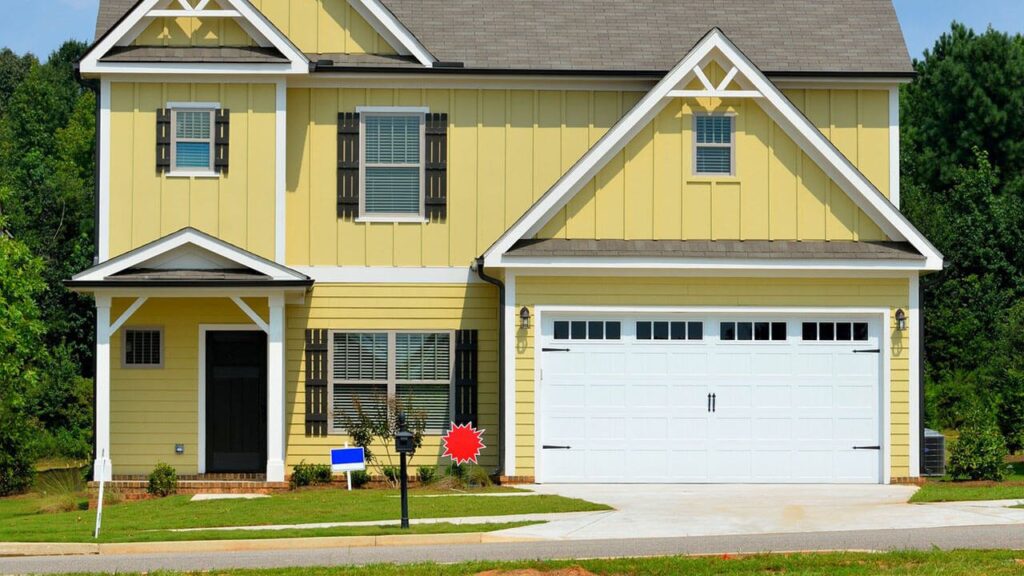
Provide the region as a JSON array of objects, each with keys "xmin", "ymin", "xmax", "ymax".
[{"xmin": 331, "ymin": 447, "xmax": 366, "ymax": 473}]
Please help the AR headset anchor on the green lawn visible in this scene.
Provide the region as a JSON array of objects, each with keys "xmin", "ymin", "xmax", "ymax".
[
  {"xmin": 0, "ymin": 486, "xmax": 607, "ymax": 543},
  {"xmin": 61, "ymin": 550, "xmax": 1024, "ymax": 575},
  {"xmin": 910, "ymin": 462, "xmax": 1024, "ymax": 503}
]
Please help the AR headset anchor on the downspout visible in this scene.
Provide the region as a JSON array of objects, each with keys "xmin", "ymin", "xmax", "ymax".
[
  {"xmin": 474, "ymin": 257, "xmax": 505, "ymax": 479},
  {"xmin": 919, "ymin": 278, "xmax": 926, "ymax": 473}
]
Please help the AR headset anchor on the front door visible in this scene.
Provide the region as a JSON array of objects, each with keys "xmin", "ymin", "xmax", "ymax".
[{"xmin": 206, "ymin": 331, "xmax": 267, "ymax": 474}]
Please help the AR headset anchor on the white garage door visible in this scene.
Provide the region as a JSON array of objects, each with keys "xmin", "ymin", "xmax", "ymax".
[{"xmin": 538, "ymin": 314, "xmax": 883, "ymax": 484}]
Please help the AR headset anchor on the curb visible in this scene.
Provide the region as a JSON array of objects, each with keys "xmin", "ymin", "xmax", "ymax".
[{"xmin": 0, "ymin": 532, "xmax": 536, "ymax": 558}]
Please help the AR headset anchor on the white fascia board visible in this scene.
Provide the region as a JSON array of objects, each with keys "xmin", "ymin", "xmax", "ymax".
[
  {"xmin": 481, "ymin": 29, "xmax": 943, "ymax": 271},
  {"xmin": 347, "ymin": 0, "xmax": 436, "ymax": 68},
  {"xmin": 495, "ymin": 256, "xmax": 935, "ymax": 272},
  {"xmin": 79, "ymin": 0, "xmax": 308, "ymax": 76},
  {"xmin": 73, "ymin": 228, "xmax": 309, "ymax": 282}
]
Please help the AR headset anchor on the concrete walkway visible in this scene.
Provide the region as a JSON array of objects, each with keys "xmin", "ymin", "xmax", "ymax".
[{"xmin": 495, "ymin": 484, "xmax": 1024, "ymax": 540}]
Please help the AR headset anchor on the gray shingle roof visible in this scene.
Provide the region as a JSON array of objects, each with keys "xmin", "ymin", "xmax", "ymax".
[
  {"xmin": 506, "ymin": 239, "xmax": 925, "ymax": 260},
  {"xmin": 95, "ymin": 0, "xmax": 912, "ymax": 75},
  {"xmin": 102, "ymin": 46, "xmax": 289, "ymax": 63}
]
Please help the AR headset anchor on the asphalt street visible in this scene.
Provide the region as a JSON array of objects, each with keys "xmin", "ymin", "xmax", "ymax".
[{"xmin": 2, "ymin": 524, "xmax": 1023, "ymax": 575}]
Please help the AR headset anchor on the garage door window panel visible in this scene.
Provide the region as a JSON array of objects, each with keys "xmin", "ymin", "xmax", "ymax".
[
  {"xmin": 637, "ymin": 321, "xmax": 704, "ymax": 341},
  {"xmin": 553, "ymin": 320, "xmax": 621, "ymax": 341},
  {"xmin": 802, "ymin": 322, "xmax": 870, "ymax": 343}
]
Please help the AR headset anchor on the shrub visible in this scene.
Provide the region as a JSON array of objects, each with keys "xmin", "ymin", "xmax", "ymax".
[
  {"xmin": 147, "ymin": 462, "xmax": 178, "ymax": 497},
  {"xmin": 464, "ymin": 464, "xmax": 493, "ymax": 488},
  {"xmin": 290, "ymin": 461, "xmax": 332, "ymax": 489},
  {"xmin": 996, "ymin": 372, "xmax": 1024, "ymax": 454},
  {"xmin": 417, "ymin": 466, "xmax": 437, "ymax": 485},
  {"xmin": 350, "ymin": 470, "xmax": 370, "ymax": 488},
  {"xmin": 382, "ymin": 466, "xmax": 403, "ymax": 483},
  {"xmin": 0, "ymin": 409, "xmax": 35, "ymax": 496},
  {"xmin": 948, "ymin": 407, "xmax": 1010, "ymax": 481}
]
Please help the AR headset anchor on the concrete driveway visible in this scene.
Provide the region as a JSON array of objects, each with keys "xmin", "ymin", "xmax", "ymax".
[{"xmin": 498, "ymin": 484, "xmax": 1024, "ymax": 540}]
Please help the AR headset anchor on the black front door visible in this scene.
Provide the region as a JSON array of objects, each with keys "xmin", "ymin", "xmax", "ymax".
[{"xmin": 206, "ymin": 331, "xmax": 267, "ymax": 473}]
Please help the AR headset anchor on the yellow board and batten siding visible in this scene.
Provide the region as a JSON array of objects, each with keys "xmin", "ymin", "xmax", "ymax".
[
  {"xmin": 286, "ymin": 87, "xmax": 893, "ymax": 268},
  {"xmin": 106, "ymin": 289, "xmax": 499, "ymax": 476},
  {"xmin": 108, "ymin": 82, "xmax": 277, "ymax": 260},
  {"xmin": 513, "ymin": 277, "xmax": 913, "ymax": 480},
  {"xmin": 133, "ymin": 0, "xmax": 395, "ymax": 55}
]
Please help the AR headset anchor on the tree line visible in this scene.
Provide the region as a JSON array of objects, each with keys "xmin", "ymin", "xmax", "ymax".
[{"xmin": 1, "ymin": 24, "xmax": 1023, "ymax": 493}]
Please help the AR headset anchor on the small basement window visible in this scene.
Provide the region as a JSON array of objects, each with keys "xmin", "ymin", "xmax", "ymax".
[
  {"xmin": 123, "ymin": 328, "xmax": 163, "ymax": 367},
  {"xmin": 694, "ymin": 114, "xmax": 734, "ymax": 175},
  {"xmin": 171, "ymin": 109, "xmax": 215, "ymax": 173}
]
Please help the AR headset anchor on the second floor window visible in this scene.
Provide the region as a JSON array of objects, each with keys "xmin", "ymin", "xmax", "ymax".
[
  {"xmin": 361, "ymin": 113, "xmax": 424, "ymax": 218},
  {"xmin": 171, "ymin": 109, "xmax": 215, "ymax": 173},
  {"xmin": 694, "ymin": 114, "xmax": 735, "ymax": 176}
]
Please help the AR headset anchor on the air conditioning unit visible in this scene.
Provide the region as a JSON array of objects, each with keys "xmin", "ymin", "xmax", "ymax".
[{"xmin": 922, "ymin": 428, "xmax": 946, "ymax": 477}]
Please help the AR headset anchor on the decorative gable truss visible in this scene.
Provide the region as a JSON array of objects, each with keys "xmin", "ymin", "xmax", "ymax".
[
  {"xmin": 482, "ymin": 29, "xmax": 943, "ymax": 272},
  {"xmin": 79, "ymin": 0, "xmax": 309, "ymax": 74}
]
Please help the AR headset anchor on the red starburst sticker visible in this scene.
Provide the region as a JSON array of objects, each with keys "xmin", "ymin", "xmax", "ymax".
[{"xmin": 441, "ymin": 423, "xmax": 486, "ymax": 465}]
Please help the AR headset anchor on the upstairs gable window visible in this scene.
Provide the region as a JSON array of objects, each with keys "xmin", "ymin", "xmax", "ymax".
[
  {"xmin": 171, "ymin": 109, "xmax": 215, "ymax": 173},
  {"xmin": 361, "ymin": 112, "xmax": 425, "ymax": 219},
  {"xmin": 694, "ymin": 114, "xmax": 735, "ymax": 176}
]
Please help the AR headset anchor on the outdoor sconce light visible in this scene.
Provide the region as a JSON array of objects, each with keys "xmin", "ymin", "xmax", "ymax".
[
  {"xmin": 519, "ymin": 307, "xmax": 531, "ymax": 330},
  {"xmin": 175, "ymin": 444, "xmax": 185, "ymax": 455},
  {"xmin": 895, "ymin": 309, "xmax": 907, "ymax": 331}
]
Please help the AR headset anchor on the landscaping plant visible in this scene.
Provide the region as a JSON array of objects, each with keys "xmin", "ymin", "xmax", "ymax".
[
  {"xmin": 947, "ymin": 406, "xmax": 1011, "ymax": 481},
  {"xmin": 342, "ymin": 394, "xmax": 427, "ymax": 488},
  {"xmin": 289, "ymin": 461, "xmax": 332, "ymax": 489},
  {"xmin": 417, "ymin": 466, "xmax": 437, "ymax": 485},
  {"xmin": 147, "ymin": 463, "xmax": 178, "ymax": 497}
]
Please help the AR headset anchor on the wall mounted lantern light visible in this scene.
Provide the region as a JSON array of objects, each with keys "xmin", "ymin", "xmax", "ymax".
[
  {"xmin": 895, "ymin": 308, "xmax": 907, "ymax": 331},
  {"xmin": 519, "ymin": 307, "xmax": 531, "ymax": 330}
]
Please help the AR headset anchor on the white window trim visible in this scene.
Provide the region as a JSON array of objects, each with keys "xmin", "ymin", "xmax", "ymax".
[
  {"xmin": 170, "ymin": 108, "xmax": 216, "ymax": 176},
  {"xmin": 121, "ymin": 326, "xmax": 164, "ymax": 369},
  {"xmin": 358, "ymin": 110, "xmax": 426, "ymax": 221},
  {"xmin": 327, "ymin": 330, "xmax": 455, "ymax": 435},
  {"xmin": 693, "ymin": 112, "xmax": 736, "ymax": 177}
]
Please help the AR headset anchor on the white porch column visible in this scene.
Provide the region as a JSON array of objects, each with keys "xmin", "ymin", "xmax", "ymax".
[
  {"xmin": 266, "ymin": 294, "xmax": 287, "ymax": 482},
  {"xmin": 94, "ymin": 295, "xmax": 112, "ymax": 482}
]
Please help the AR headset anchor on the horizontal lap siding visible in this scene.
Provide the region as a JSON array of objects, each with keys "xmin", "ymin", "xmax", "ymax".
[
  {"xmin": 285, "ymin": 284, "xmax": 500, "ymax": 471},
  {"xmin": 109, "ymin": 298, "xmax": 268, "ymax": 475},
  {"xmin": 514, "ymin": 276, "xmax": 911, "ymax": 479}
]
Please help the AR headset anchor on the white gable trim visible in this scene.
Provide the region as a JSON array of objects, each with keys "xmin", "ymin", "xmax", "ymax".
[
  {"xmin": 347, "ymin": 0, "xmax": 436, "ymax": 68},
  {"xmin": 73, "ymin": 228, "xmax": 309, "ymax": 282},
  {"xmin": 481, "ymin": 29, "xmax": 943, "ymax": 271},
  {"xmin": 79, "ymin": 0, "xmax": 309, "ymax": 75}
]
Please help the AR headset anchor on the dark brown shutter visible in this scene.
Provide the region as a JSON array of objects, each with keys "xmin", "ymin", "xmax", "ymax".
[
  {"xmin": 215, "ymin": 109, "xmax": 230, "ymax": 174},
  {"xmin": 424, "ymin": 113, "xmax": 448, "ymax": 219},
  {"xmin": 454, "ymin": 329, "xmax": 478, "ymax": 426},
  {"xmin": 305, "ymin": 329, "xmax": 329, "ymax": 437},
  {"xmin": 156, "ymin": 109, "xmax": 171, "ymax": 173},
  {"xmin": 337, "ymin": 112, "xmax": 360, "ymax": 218}
]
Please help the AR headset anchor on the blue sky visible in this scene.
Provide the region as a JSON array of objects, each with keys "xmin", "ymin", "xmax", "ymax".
[{"xmin": 2, "ymin": 0, "xmax": 1023, "ymax": 61}]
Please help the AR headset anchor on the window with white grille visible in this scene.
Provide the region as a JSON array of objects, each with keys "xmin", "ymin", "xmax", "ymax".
[
  {"xmin": 694, "ymin": 114, "xmax": 735, "ymax": 175},
  {"xmin": 123, "ymin": 328, "xmax": 163, "ymax": 367},
  {"xmin": 330, "ymin": 331, "xmax": 452, "ymax": 432}
]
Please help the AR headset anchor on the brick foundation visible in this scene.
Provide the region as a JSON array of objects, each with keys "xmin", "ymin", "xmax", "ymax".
[
  {"xmin": 891, "ymin": 476, "xmax": 927, "ymax": 486},
  {"xmin": 498, "ymin": 476, "xmax": 536, "ymax": 485}
]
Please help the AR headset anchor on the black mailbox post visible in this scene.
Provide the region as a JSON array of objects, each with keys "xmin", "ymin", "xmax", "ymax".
[{"xmin": 394, "ymin": 413, "xmax": 415, "ymax": 529}]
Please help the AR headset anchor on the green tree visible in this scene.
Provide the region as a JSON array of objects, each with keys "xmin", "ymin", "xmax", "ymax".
[
  {"xmin": 0, "ymin": 214, "xmax": 48, "ymax": 494},
  {"xmin": 0, "ymin": 48, "xmax": 36, "ymax": 118}
]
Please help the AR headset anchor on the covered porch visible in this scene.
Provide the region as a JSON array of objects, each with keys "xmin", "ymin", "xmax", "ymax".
[{"xmin": 67, "ymin": 228, "xmax": 313, "ymax": 483}]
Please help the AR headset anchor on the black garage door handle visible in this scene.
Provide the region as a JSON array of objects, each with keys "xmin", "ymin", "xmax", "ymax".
[
  {"xmin": 852, "ymin": 445, "xmax": 881, "ymax": 450},
  {"xmin": 542, "ymin": 445, "xmax": 571, "ymax": 450}
]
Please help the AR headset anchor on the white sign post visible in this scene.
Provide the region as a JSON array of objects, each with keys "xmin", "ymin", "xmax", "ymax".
[
  {"xmin": 331, "ymin": 445, "xmax": 366, "ymax": 491},
  {"xmin": 93, "ymin": 451, "xmax": 107, "ymax": 539}
]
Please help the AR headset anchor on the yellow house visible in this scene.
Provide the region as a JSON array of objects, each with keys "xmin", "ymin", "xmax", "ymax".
[{"xmin": 71, "ymin": 0, "xmax": 941, "ymax": 486}]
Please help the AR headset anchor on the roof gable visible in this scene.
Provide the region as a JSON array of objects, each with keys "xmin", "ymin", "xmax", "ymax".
[
  {"xmin": 81, "ymin": 0, "xmax": 310, "ymax": 74},
  {"xmin": 71, "ymin": 228, "xmax": 311, "ymax": 284},
  {"xmin": 483, "ymin": 29, "xmax": 942, "ymax": 270}
]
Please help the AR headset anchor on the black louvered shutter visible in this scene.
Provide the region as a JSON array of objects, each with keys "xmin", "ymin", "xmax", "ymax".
[
  {"xmin": 337, "ymin": 112, "xmax": 360, "ymax": 218},
  {"xmin": 454, "ymin": 330, "xmax": 478, "ymax": 426},
  {"xmin": 305, "ymin": 329, "xmax": 329, "ymax": 437},
  {"xmin": 425, "ymin": 113, "xmax": 448, "ymax": 219},
  {"xmin": 215, "ymin": 109, "xmax": 230, "ymax": 174},
  {"xmin": 156, "ymin": 109, "xmax": 171, "ymax": 173}
]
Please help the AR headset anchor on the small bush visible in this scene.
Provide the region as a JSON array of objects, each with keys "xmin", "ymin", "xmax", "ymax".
[
  {"xmin": 417, "ymin": 466, "xmax": 437, "ymax": 485},
  {"xmin": 382, "ymin": 466, "xmax": 403, "ymax": 483},
  {"xmin": 147, "ymin": 463, "xmax": 178, "ymax": 497},
  {"xmin": 464, "ymin": 464, "xmax": 493, "ymax": 487},
  {"xmin": 445, "ymin": 463, "xmax": 465, "ymax": 480},
  {"xmin": 948, "ymin": 407, "xmax": 1010, "ymax": 481},
  {"xmin": 290, "ymin": 461, "xmax": 333, "ymax": 489},
  {"xmin": 350, "ymin": 470, "xmax": 370, "ymax": 488}
]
